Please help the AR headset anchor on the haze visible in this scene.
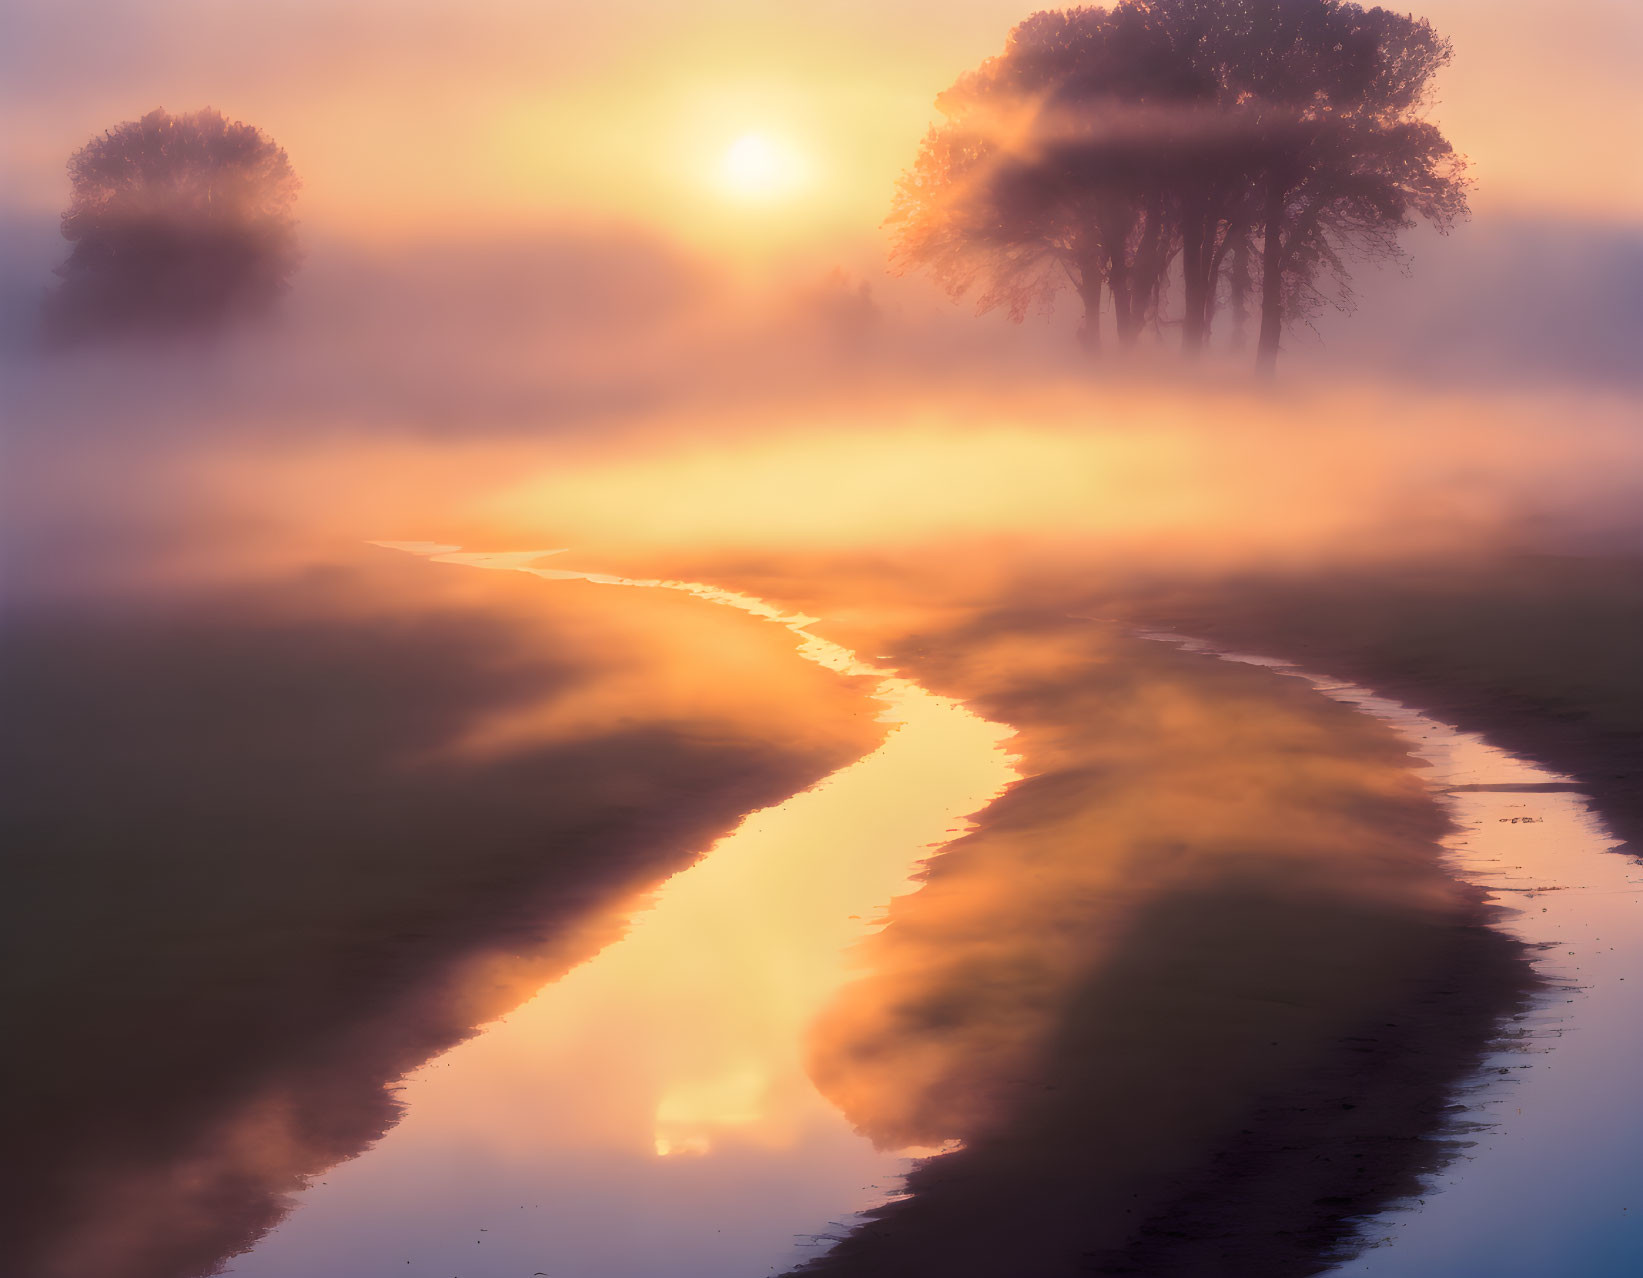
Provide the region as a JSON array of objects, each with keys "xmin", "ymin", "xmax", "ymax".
[{"xmin": 2, "ymin": 4, "xmax": 1641, "ymax": 1278}]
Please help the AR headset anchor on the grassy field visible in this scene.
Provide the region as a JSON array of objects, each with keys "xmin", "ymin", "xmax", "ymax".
[
  {"xmin": 1103, "ymin": 553, "xmax": 1643, "ymax": 853},
  {"xmin": 788, "ymin": 608, "xmax": 1533, "ymax": 1277},
  {"xmin": 0, "ymin": 548, "xmax": 882, "ymax": 1278}
]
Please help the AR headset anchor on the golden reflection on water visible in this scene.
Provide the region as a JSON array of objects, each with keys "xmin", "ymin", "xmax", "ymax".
[{"xmin": 225, "ymin": 545, "xmax": 1018, "ymax": 1277}]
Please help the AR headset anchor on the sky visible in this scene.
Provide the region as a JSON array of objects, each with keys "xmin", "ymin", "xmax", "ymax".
[
  {"xmin": 2, "ymin": 0, "xmax": 1640, "ymax": 255},
  {"xmin": 3, "ymin": 0, "xmax": 1640, "ymax": 597}
]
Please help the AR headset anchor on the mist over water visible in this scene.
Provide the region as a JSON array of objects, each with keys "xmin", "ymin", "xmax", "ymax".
[
  {"xmin": 4, "ymin": 198, "xmax": 1641, "ymax": 611},
  {"xmin": 5, "ymin": 183, "xmax": 1643, "ymax": 1278},
  {"xmin": 3, "ymin": 3, "xmax": 1641, "ymax": 1277}
]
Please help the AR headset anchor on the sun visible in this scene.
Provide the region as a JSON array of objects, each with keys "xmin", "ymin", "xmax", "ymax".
[{"xmin": 716, "ymin": 133, "xmax": 808, "ymax": 202}]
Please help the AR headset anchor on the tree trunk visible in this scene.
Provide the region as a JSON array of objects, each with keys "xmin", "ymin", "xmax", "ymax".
[
  {"xmin": 1108, "ymin": 257, "xmax": 1135, "ymax": 345},
  {"xmin": 1076, "ymin": 272, "xmax": 1102, "ymax": 357},
  {"xmin": 1090, "ymin": 211, "xmax": 1141, "ymax": 348},
  {"xmin": 1129, "ymin": 196, "xmax": 1164, "ymax": 344},
  {"xmin": 1202, "ymin": 219, "xmax": 1238, "ymax": 343},
  {"xmin": 1181, "ymin": 206, "xmax": 1207, "ymax": 356},
  {"xmin": 1256, "ymin": 176, "xmax": 1286, "ymax": 376},
  {"xmin": 1228, "ymin": 231, "xmax": 1251, "ymax": 352}
]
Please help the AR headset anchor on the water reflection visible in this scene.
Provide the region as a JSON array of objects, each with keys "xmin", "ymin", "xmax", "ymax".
[
  {"xmin": 787, "ymin": 612, "xmax": 1538, "ymax": 1278},
  {"xmin": 1285, "ymin": 680, "xmax": 1643, "ymax": 1276},
  {"xmin": 222, "ymin": 546, "xmax": 1018, "ymax": 1277},
  {"xmin": 1, "ymin": 546, "xmax": 886, "ymax": 1278},
  {"xmin": 1137, "ymin": 637, "xmax": 1642, "ymax": 1276}
]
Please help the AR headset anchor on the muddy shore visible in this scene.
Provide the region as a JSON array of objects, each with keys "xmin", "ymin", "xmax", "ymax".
[
  {"xmin": 777, "ymin": 606, "xmax": 1539, "ymax": 1277},
  {"xmin": 1105, "ymin": 553, "xmax": 1643, "ymax": 857}
]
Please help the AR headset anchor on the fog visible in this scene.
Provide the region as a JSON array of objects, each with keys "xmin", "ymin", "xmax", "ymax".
[
  {"xmin": 4, "ymin": 210, "xmax": 1640, "ymax": 617},
  {"xmin": 2, "ymin": 5, "xmax": 1640, "ymax": 1275}
]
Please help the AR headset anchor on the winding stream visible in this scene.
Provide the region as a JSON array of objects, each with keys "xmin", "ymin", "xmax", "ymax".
[
  {"xmin": 1145, "ymin": 635, "xmax": 1643, "ymax": 1277},
  {"xmin": 223, "ymin": 546, "xmax": 1019, "ymax": 1278},
  {"xmin": 219, "ymin": 568, "xmax": 1638, "ymax": 1277}
]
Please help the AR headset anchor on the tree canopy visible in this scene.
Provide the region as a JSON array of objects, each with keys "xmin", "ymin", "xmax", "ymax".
[
  {"xmin": 47, "ymin": 108, "xmax": 300, "ymax": 340},
  {"xmin": 889, "ymin": 0, "xmax": 1468, "ymax": 371}
]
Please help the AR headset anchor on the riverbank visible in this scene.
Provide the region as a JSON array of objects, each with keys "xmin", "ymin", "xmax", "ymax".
[
  {"xmin": 1170, "ymin": 638, "xmax": 1640, "ymax": 1277},
  {"xmin": 786, "ymin": 608, "xmax": 1540, "ymax": 1277},
  {"xmin": 0, "ymin": 545, "xmax": 885, "ymax": 1278},
  {"xmin": 11, "ymin": 543, "xmax": 1633, "ymax": 1277},
  {"xmin": 1100, "ymin": 553, "xmax": 1643, "ymax": 858},
  {"xmin": 220, "ymin": 548, "xmax": 1020, "ymax": 1278}
]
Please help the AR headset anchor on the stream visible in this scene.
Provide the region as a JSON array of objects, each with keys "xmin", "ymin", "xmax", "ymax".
[
  {"xmin": 1146, "ymin": 635, "xmax": 1643, "ymax": 1277},
  {"xmin": 221, "ymin": 566, "xmax": 1638, "ymax": 1277},
  {"xmin": 223, "ymin": 546, "xmax": 1019, "ymax": 1278}
]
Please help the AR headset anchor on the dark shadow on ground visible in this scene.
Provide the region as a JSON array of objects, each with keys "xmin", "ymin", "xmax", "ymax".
[
  {"xmin": 1094, "ymin": 553, "xmax": 1643, "ymax": 856},
  {"xmin": 784, "ymin": 612, "xmax": 1534, "ymax": 1277},
  {"xmin": 0, "ymin": 548, "xmax": 881, "ymax": 1278}
]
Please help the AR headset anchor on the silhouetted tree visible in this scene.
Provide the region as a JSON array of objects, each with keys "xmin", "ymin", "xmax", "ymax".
[
  {"xmin": 1231, "ymin": 1, "xmax": 1467, "ymax": 372},
  {"xmin": 888, "ymin": 7, "xmax": 1184, "ymax": 352},
  {"xmin": 890, "ymin": 1, "xmax": 1467, "ymax": 372},
  {"xmin": 46, "ymin": 108, "xmax": 300, "ymax": 340}
]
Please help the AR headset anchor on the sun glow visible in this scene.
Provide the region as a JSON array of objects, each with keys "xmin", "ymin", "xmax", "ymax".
[{"xmin": 717, "ymin": 132, "xmax": 809, "ymax": 201}]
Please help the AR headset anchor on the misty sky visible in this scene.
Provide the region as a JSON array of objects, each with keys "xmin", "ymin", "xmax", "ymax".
[
  {"xmin": 1, "ymin": 1, "xmax": 1639, "ymax": 430},
  {"xmin": 2, "ymin": 0, "xmax": 1640, "ymax": 254}
]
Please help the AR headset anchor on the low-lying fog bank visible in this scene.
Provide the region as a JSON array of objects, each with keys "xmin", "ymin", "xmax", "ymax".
[{"xmin": 4, "ymin": 198, "xmax": 1640, "ymax": 1278}]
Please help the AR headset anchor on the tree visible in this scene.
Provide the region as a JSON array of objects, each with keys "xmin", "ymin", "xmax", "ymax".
[
  {"xmin": 888, "ymin": 1, "xmax": 1468, "ymax": 373},
  {"xmin": 887, "ymin": 6, "xmax": 1185, "ymax": 352},
  {"xmin": 46, "ymin": 108, "xmax": 300, "ymax": 340},
  {"xmin": 1231, "ymin": 1, "xmax": 1468, "ymax": 371}
]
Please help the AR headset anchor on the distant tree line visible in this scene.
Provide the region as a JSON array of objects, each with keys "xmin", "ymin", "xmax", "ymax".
[{"xmin": 889, "ymin": 0, "xmax": 1468, "ymax": 371}]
